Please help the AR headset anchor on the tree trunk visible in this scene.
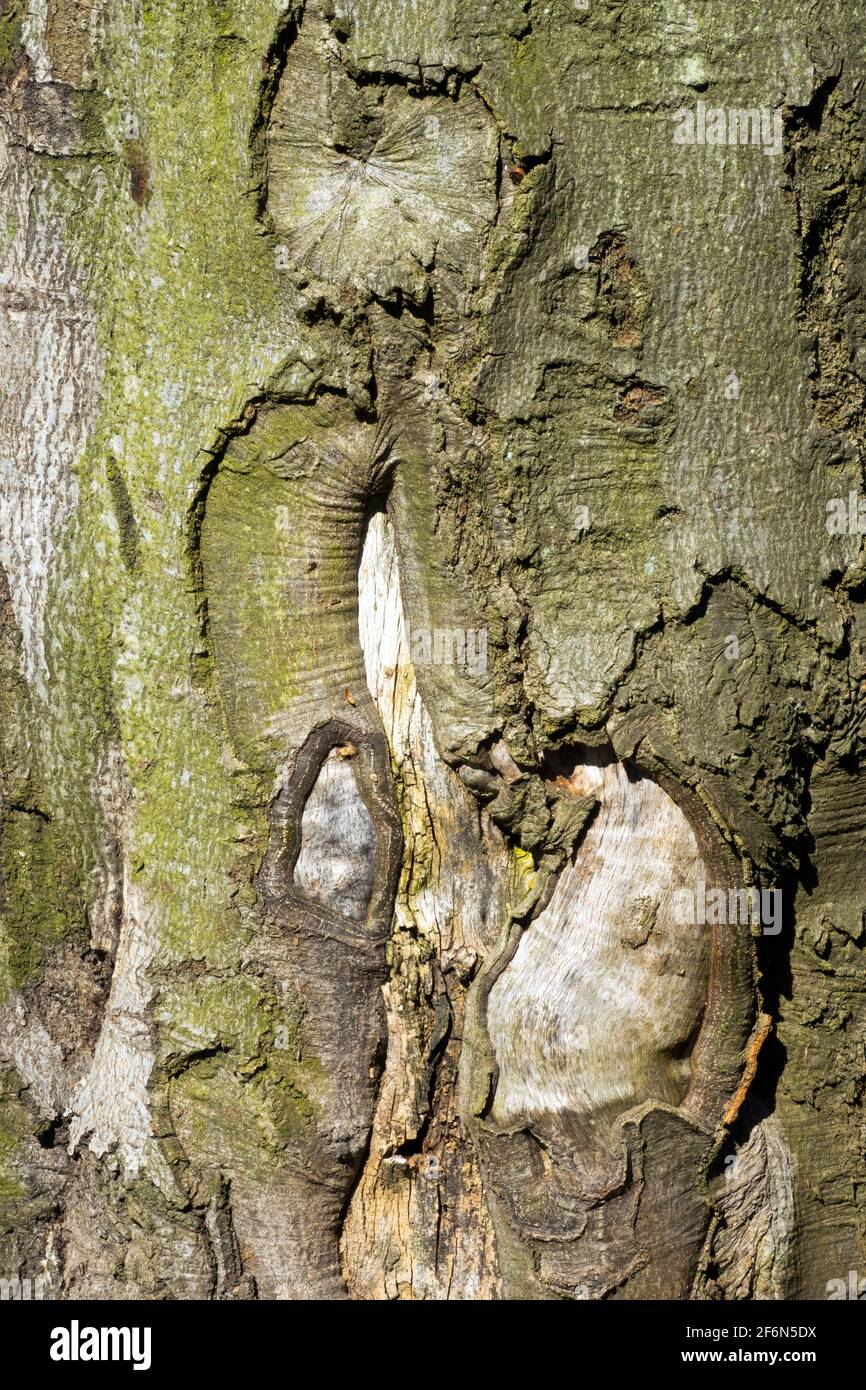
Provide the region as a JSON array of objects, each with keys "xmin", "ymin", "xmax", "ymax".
[{"xmin": 1, "ymin": 0, "xmax": 864, "ymax": 1301}]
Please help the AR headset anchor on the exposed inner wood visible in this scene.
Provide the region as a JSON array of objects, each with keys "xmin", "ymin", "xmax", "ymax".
[
  {"xmin": 294, "ymin": 749, "xmax": 378, "ymax": 922},
  {"xmin": 487, "ymin": 754, "xmax": 710, "ymax": 1173},
  {"xmin": 343, "ymin": 509, "xmax": 506, "ymax": 1299}
]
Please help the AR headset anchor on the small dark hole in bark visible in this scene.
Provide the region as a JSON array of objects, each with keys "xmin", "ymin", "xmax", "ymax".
[
  {"xmin": 540, "ymin": 741, "xmax": 616, "ymax": 783},
  {"xmin": 36, "ymin": 1118, "xmax": 68, "ymax": 1150}
]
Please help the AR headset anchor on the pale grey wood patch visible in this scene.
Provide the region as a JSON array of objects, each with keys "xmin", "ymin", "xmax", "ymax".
[
  {"xmin": 487, "ymin": 757, "xmax": 710, "ymax": 1163},
  {"xmin": 293, "ymin": 749, "xmax": 378, "ymax": 921}
]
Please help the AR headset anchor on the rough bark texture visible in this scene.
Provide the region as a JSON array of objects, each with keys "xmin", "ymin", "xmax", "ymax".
[{"xmin": 1, "ymin": 0, "xmax": 865, "ymax": 1301}]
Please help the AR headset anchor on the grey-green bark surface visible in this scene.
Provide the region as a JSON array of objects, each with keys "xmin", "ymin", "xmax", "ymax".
[{"xmin": 0, "ymin": 0, "xmax": 864, "ymax": 1299}]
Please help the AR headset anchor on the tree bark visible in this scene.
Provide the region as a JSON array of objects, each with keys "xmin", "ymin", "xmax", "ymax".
[{"xmin": 1, "ymin": 0, "xmax": 864, "ymax": 1300}]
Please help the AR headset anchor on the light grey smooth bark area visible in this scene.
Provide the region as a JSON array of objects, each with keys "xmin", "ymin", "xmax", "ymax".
[{"xmin": 0, "ymin": 0, "xmax": 864, "ymax": 1300}]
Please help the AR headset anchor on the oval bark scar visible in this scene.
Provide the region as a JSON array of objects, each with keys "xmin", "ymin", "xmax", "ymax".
[{"xmin": 486, "ymin": 756, "xmax": 710, "ymax": 1161}]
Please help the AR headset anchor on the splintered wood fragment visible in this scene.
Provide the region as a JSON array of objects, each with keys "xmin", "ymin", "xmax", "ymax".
[
  {"xmin": 722, "ymin": 1012, "xmax": 773, "ymax": 1129},
  {"xmin": 344, "ymin": 511, "xmax": 506, "ymax": 1299}
]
